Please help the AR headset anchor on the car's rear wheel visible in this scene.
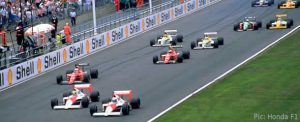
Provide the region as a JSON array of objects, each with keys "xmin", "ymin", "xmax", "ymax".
[
  {"xmin": 83, "ymin": 74, "xmax": 90, "ymax": 83},
  {"xmin": 176, "ymin": 35, "xmax": 183, "ymax": 42},
  {"xmin": 51, "ymin": 98, "xmax": 58, "ymax": 109},
  {"xmin": 217, "ymin": 37, "xmax": 224, "ymax": 45},
  {"xmin": 150, "ymin": 39, "xmax": 155, "ymax": 46},
  {"xmin": 233, "ymin": 24, "xmax": 239, "ymax": 31},
  {"xmin": 251, "ymin": 1, "xmax": 256, "ymax": 7},
  {"xmin": 90, "ymin": 69, "xmax": 98, "ymax": 79},
  {"xmin": 90, "ymin": 91, "xmax": 100, "ymax": 102},
  {"xmin": 257, "ymin": 21, "xmax": 262, "ymax": 28},
  {"xmin": 90, "ymin": 105, "xmax": 98, "ymax": 116},
  {"xmin": 81, "ymin": 97, "xmax": 89, "ymax": 108},
  {"xmin": 56, "ymin": 75, "xmax": 63, "ymax": 84},
  {"xmin": 171, "ymin": 41, "xmax": 176, "ymax": 46},
  {"xmin": 153, "ymin": 56, "xmax": 159, "ymax": 64},
  {"xmin": 177, "ymin": 55, "xmax": 183, "ymax": 63},
  {"xmin": 212, "ymin": 43, "xmax": 219, "ymax": 48},
  {"xmin": 287, "ymin": 19, "xmax": 293, "ymax": 28},
  {"xmin": 182, "ymin": 51, "xmax": 190, "ymax": 59},
  {"xmin": 191, "ymin": 41, "xmax": 196, "ymax": 49},
  {"xmin": 130, "ymin": 97, "xmax": 141, "ymax": 109},
  {"xmin": 266, "ymin": 23, "xmax": 271, "ymax": 29}
]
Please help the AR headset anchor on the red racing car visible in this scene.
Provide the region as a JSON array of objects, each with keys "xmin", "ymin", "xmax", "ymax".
[
  {"xmin": 153, "ymin": 47, "xmax": 190, "ymax": 64},
  {"xmin": 89, "ymin": 90, "xmax": 141, "ymax": 117},
  {"xmin": 50, "ymin": 84, "xmax": 100, "ymax": 110},
  {"xmin": 56, "ymin": 63, "xmax": 98, "ymax": 85}
]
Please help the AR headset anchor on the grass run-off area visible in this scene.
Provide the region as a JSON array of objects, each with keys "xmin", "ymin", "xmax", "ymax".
[{"xmin": 156, "ymin": 29, "xmax": 300, "ymax": 122}]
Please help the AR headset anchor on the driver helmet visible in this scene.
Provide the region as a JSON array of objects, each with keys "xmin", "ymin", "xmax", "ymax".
[
  {"xmin": 278, "ymin": 17, "xmax": 282, "ymax": 21},
  {"xmin": 74, "ymin": 66, "xmax": 80, "ymax": 74},
  {"xmin": 72, "ymin": 88, "xmax": 79, "ymax": 95},
  {"xmin": 163, "ymin": 32, "xmax": 168, "ymax": 37}
]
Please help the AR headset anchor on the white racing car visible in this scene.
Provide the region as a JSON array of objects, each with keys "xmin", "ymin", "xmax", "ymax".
[
  {"xmin": 191, "ymin": 32, "xmax": 224, "ymax": 50},
  {"xmin": 252, "ymin": 0, "xmax": 274, "ymax": 7},
  {"xmin": 89, "ymin": 90, "xmax": 141, "ymax": 117},
  {"xmin": 150, "ymin": 30, "xmax": 183, "ymax": 48},
  {"xmin": 50, "ymin": 84, "xmax": 100, "ymax": 110}
]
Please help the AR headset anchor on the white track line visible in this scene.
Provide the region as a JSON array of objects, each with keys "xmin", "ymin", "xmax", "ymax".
[
  {"xmin": 0, "ymin": 1, "xmax": 222, "ymax": 92},
  {"xmin": 148, "ymin": 26, "xmax": 300, "ymax": 122}
]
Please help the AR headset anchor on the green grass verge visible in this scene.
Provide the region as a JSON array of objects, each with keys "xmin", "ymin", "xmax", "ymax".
[{"xmin": 156, "ymin": 29, "xmax": 300, "ymax": 122}]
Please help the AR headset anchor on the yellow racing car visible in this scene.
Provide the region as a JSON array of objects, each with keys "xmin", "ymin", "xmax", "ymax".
[
  {"xmin": 278, "ymin": 0, "xmax": 300, "ymax": 9},
  {"xmin": 266, "ymin": 14, "xmax": 293, "ymax": 29}
]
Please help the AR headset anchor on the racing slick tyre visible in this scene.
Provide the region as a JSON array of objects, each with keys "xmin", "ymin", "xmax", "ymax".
[
  {"xmin": 287, "ymin": 19, "xmax": 293, "ymax": 28},
  {"xmin": 56, "ymin": 75, "xmax": 63, "ymax": 84},
  {"xmin": 150, "ymin": 39, "xmax": 155, "ymax": 46},
  {"xmin": 296, "ymin": 1, "xmax": 300, "ymax": 8},
  {"xmin": 102, "ymin": 98, "xmax": 111, "ymax": 104},
  {"xmin": 217, "ymin": 37, "xmax": 224, "ymax": 45},
  {"xmin": 212, "ymin": 43, "xmax": 219, "ymax": 48},
  {"xmin": 182, "ymin": 51, "xmax": 190, "ymax": 59},
  {"xmin": 81, "ymin": 97, "xmax": 89, "ymax": 108},
  {"xmin": 266, "ymin": 23, "xmax": 271, "ymax": 29},
  {"xmin": 90, "ymin": 69, "xmax": 98, "ymax": 79},
  {"xmin": 233, "ymin": 24, "xmax": 239, "ymax": 31},
  {"xmin": 191, "ymin": 42, "xmax": 196, "ymax": 49},
  {"xmin": 90, "ymin": 91, "xmax": 100, "ymax": 102},
  {"xmin": 176, "ymin": 35, "xmax": 183, "ymax": 42},
  {"xmin": 171, "ymin": 41, "xmax": 177, "ymax": 46},
  {"xmin": 130, "ymin": 97, "xmax": 141, "ymax": 109},
  {"xmin": 90, "ymin": 105, "xmax": 98, "ymax": 116},
  {"xmin": 83, "ymin": 74, "xmax": 90, "ymax": 83},
  {"xmin": 177, "ymin": 55, "xmax": 183, "ymax": 63},
  {"xmin": 51, "ymin": 98, "xmax": 58, "ymax": 109},
  {"xmin": 63, "ymin": 91, "xmax": 72, "ymax": 97},
  {"xmin": 66, "ymin": 70, "xmax": 73, "ymax": 75},
  {"xmin": 251, "ymin": 1, "xmax": 256, "ymax": 7},
  {"xmin": 153, "ymin": 56, "xmax": 159, "ymax": 64},
  {"xmin": 269, "ymin": 0, "xmax": 274, "ymax": 5},
  {"xmin": 121, "ymin": 104, "xmax": 130, "ymax": 115},
  {"xmin": 257, "ymin": 21, "xmax": 262, "ymax": 28}
]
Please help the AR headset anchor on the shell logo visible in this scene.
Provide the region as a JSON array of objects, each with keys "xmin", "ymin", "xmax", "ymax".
[
  {"xmin": 37, "ymin": 58, "xmax": 42, "ymax": 74},
  {"xmin": 142, "ymin": 19, "xmax": 145, "ymax": 31},
  {"xmin": 125, "ymin": 26, "xmax": 129, "ymax": 38},
  {"xmin": 106, "ymin": 32, "xmax": 110, "ymax": 46},
  {"xmin": 171, "ymin": 8, "xmax": 175, "ymax": 19},
  {"xmin": 7, "ymin": 69, "xmax": 13, "ymax": 86},
  {"xmin": 86, "ymin": 39, "xmax": 90, "ymax": 54},
  {"xmin": 157, "ymin": 14, "xmax": 160, "ymax": 25},
  {"xmin": 184, "ymin": 4, "xmax": 187, "ymax": 14},
  {"xmin": 63, "ymin": 48, "xmax": 67, "ymax": 63}
]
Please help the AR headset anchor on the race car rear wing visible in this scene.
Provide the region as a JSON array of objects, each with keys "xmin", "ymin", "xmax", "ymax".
[
  {"xmin": 113, "ymin": 90, "xmax": 133, "ymax": 102},
  {"xmin": 74, "ymin": 84, "xmax": 93, "ymax": 93},
  {"xmin": 92, "ymin": 111, "xmax": 122, "ymax": 116},
  {"xmin": 204, "ymin": 32, "xmax": 218, "ymax": 39},
  {"xmin": 164, "ymin": 30, "xmax": 177, "ymax": 36},
  {"xmin": 75, "ymin": 63, "xmax": 90, "ymax": 67},
  {"xmin": 276, "ymin": 14, "xmax": 287, "ymax": 18}
]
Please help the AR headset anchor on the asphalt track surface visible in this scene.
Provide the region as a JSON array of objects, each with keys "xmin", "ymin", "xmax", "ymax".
[{"xmin": 0, "ymin": 0, "xmax": 300, "ymax": 122}]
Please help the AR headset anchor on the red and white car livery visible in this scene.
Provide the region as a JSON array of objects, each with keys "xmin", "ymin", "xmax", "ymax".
[
  {"xmin": 153, "ymin": 49, "xmax": 190, "ymax": 64},
  {"xmin": 50, "ymin": 84, "xmax": 100, "ymax": 110},
  {"xmin": 89, "ymin": 90, "xmax": 141, "ymax": 117}
]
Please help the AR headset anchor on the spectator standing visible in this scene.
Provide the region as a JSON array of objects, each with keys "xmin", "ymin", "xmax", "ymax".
[
  {"xmin": 0, "ymin": 6, "xmax": 7, "ymax": 28},
  {"xmin": 84, "ymin": 0, "xmax": 91, "ymax": 11},
  {"xmin": 16, "ymin": 22, "xmax": 24, "ymax": 51},
  {"xmin": 55, "ymin": 33, "xmax": 62, "ymax": 48},
  {"xmin": 51, "ymin": 15, "xmax": 58, "ymax": 38},
  {"xmin": 0, "ymin": 27, "xmax": 6, "ymax": 46},
  {"xmin": 114, "ymin": 0, "xmax": 120, "ymax": 12},
  {"xmin": 63, "ymin": 23, "xmax": 71, "ymax": 44},
  {"xmin": 69, "ymin": 9, "xmax": 76, "ymax": 26}
]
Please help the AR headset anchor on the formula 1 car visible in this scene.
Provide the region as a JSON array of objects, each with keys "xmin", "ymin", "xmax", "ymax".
[
  {"xmin": 266, "ymin": 14, "xmax": 293, "ymax": 29},
  {"xmin": 153, "ymin": 49, "xmax": 190, "ymax": 64},
  {"xmin": 150, "ymin": 30, "xmax": 183, "ymax": 48},
  {"xmin": 56, "ymin": 63, "xmax": 98, "ymax": 85},
  {"xmin": 278, "ymin": 0, "xmax": 299, "ymax": 9},
  {"xmin": 89, "ymin": 90, "xmax": 141, "ymax": 117},
  {"xmin": 234, "ymin": 17, "xmax": 262, "ymax": 31},
  {"xmin": 191, "ymin": 32, "xmax": 224, "ymax": 50},
  {"xmin": 252, "ymin": 0, "xmax": 274, "ymax": 7},
  {"xmin": 50, "ymin": 84, "xmax": 100, "ymax": 110}
]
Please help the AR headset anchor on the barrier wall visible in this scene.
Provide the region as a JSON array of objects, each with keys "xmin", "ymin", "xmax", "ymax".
[{"xmin": 0, "ymin": 0, "xmax": 221, "ymax": 90}]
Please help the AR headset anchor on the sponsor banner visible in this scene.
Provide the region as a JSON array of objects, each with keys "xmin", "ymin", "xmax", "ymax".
[
  {"xmin": 127, "ymin": 19, "xmax": 143, "ymax": 37},
  {"xmin": 158, "ymin": 9, "xmax": 172, "ymax": 24},
  {"xmin": 184, "ymin": 0, "xmax": 196, "ymax": 14},
  {"xmin": 173, "ymin": 4, "xmax": 184, "ymax": 18},
  {"xmin": 63, "ymin": 40, "xmax": 88, "ymax": 62},
  {"xmin": 107, "ymin": 25, "xmax": 126, "ymax": 45},
  {"xmin": 143, "ymin": 14, "xmax": 157, "ymax": 30},
  {"xmin": 88, "ymin": 33, "xmax": 106, "ymax": 52},
  {"xmin": 0, "ymin": 69, "xmax": 8, "ymax": 90},
  {"xmin": 198, "ymin": 0, "xmax": 207, "ymax": 7}
]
